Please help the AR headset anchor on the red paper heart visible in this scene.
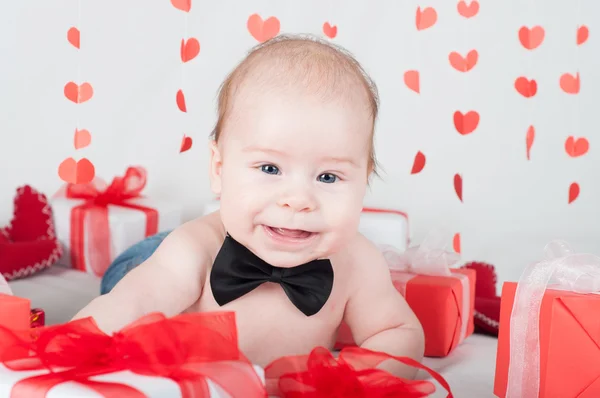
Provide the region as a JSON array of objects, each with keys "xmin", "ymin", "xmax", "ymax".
[
  {"xmin": 67, "ymin": 27, "xmax": 80, "ymax": 49},
  {"xmin": 0, "ymin": 186, "xmax": 62, "ymax": 281},
  {"xmin": 64, "ymin": 82, "xmax": 94, "ymax": 104},
  {"xmin": 569, "ymin": 182, "xmax": 580, "ymax": 204},
  {"xmin": 449, "ymin": 50, "xmax": 478, "ymax": 72},
  {"xmin": 515, "ymin": 77, "xmax": 537, "ymax": 98},
  {"xmin": 176, "ymin": 89, "xmax": 187, "ymax": 112},
  {"xmin": 74, "ymin": 129, "xmax": 91, "ymax": 150},
  {"xmin": 323, "ymin": 22, "xmax": 337, "ymax": 39},
  {"xmin": 180, "ymin": 38, "xmax": 200, "ymax": 63},
  {"xmin": 453, "ymin": 111, "xmax": 480, "ymax": 135},
  {"xmin": 526, "ymin": 125, "xmax": 535, "ymax": 160},
  {"xmin": 457, "ymin": 1, "xmax": 479, "ymax": 18},
  {"xmin": 180, "ymin": 135, "xmax": 193, "ymax": 153},
  {"xmin": 247, "ymin": 14, "xmax": 280, "ymax": 43},
  {"xmin": 577, "ymin": 25, "xmax": 589, "ymax": 45},
  {"xmin": 170, "ymin": 0, "xmax": 191, "ymax": 12},
  {"xmin": 453, "ymin": 233, "xmax": 461, "ymax": 253},
  {"xmin": 565, "ymin": 136, "xmax": 589, "ymax": 157},
  {"xmin": 403, "ymin": 70, "xmax": 420, "ymax": 93},
  {"xmin": 519, "ymin": 26, "xmax": 545, "ymax": 50},
  {"xmin": 454, "ymin": 174, "xmax": 463, "ymax": 202},
  {"xmin": 560, "ymin": 72, "xmax": 580, "ymax": 94},
  {"xmin": 416, "ymin": 7, "xmax": 437, "ymax": 31},
  {"xmin": 58, "ymin": 157, "xmax": 95, "ymax": 184},
  {"xmin": 411, "ymin": 151, "xmax": 426, "ymax": 174}
]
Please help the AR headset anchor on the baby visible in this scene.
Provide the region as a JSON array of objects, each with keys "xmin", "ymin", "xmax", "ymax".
[{"xmin": 73, "ymin": 34, "xmax": 424, "ymax": 378}]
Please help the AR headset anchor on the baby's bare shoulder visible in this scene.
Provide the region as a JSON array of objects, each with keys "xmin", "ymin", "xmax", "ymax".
[{"xmin": 337, "ymin": 232, "xmax": 386, "ymax": 274}]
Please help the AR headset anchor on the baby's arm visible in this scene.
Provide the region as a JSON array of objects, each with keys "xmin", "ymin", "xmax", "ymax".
[
  {"xmin": 72, "ymin": 221, "xmax": 210, "ymax": 333},
  {"xmin": 343, "ymin": 237, "xmax": 425, "ymax": 379}
]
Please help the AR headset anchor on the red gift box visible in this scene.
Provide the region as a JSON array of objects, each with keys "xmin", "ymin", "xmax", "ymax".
[
  {"xmin": 0, "ymin": 293, "xmax": 30, "ymax": 331},
  {"xmin": 336, "ymin": 232, "xmax": 475, "ymax": 357},
  {"xmin": 0, "ymin": 311, "xmax": 267, "ymax": 397},
  {"xmin": 494, "ymin": 240, "xmax": 600, "ymax": 398}
]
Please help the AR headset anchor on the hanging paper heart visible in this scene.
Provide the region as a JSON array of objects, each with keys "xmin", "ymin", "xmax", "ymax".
[
  {"xmin": 514, "ymin": 77, "xmax": 537, "ymax": 98},
  {"xmin": 569, "ymin": 182, "xmax": 580, "ymax": 204},
  {"xmin": 57, "ymin": 157, "xmax": 95, "ymax": 184},
  {"xmin": 323, "ymin": 22, "xmax": 337, "ymax": 39},
  {"xmin": 64, "ymin": 82, "xmax": 94, "ymax": 104},
  {"xmin": 170, "ymin": 0, "xmax": 191, "ymax": 12},
  {"xmin": 247, "ymin": 14, "xmax": 280, "ymax": 43},
  {"xmin": 453, "ymin": 111, "xmax": 480, "ymax": 135},
  {"xmin": 519, "ymin": 26, "xmax": 545, "ymax": 50},
  {"xmin": 565, "ymin": 136, "xmax": 589, "ymax": 157},
  {"xmin": 449, "ymin": 50, "xmax": 478, "ymax": 72},
  {"xmin": 403, "ymin": 70, "xmax": 420, "ymax": 93},
  {"xmin": 560, "ymin": 72, "xmax": 580, "ymax": 94},
  {"xmin": 526, "ymin": 125, "xmax": 535, "ymax": 160},
  {"xmin": 454, "ymin": 174, "xmax": 463, "ymax": 202},
  {"xmin": 453, "ymin": 233, "xmax": 461, "ymax": 253},
  {"xmin": 67, "ymin": 27, "xmax": 80, "ymax": 49},
  {"xmin": 416, "ymin": 6, "xmax": 437, "ymax": 31},
  {"xmin": 176, "ymin": 90, "xmax": 187, "ymax": 112},
  {"xmin": 411, "ymin": 151, "xmax": 426, "ymax": 174},
  {"xmin": 577, "ymin": 25, "xmax": 589, "ymax": 45},
  {"xmin": 180, "ymin": 38, "xmax": 200, "ymax": 63},
  {"xmin": 180, "ymin": 135, "xmax": 193, "ymax": 153},
  {"xmin": 74, "ymin": 129, "xmax": 91, "ymax": 150},
  {"xmin": 457, "ymin": 1, "xmax": 479, "ymax": 18}
]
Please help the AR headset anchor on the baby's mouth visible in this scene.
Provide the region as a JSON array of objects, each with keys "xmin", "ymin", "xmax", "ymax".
[{"xmin": 265, "ymin": 226, "xmax": 314, "ymax": 240}]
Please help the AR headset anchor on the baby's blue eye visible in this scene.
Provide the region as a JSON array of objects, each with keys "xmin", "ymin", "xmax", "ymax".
[
  {"xmin": 318, "ymin": 173, "xmax": 338, "ymax": 184},
  {"xmin": 261, "ymin": 164, "xmax": 280, "ymax": 175}
]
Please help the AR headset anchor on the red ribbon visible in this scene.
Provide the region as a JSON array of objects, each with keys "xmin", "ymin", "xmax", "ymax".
[
  {"xmin": 265, "ymin": 346, "xmax": 453, "ymax": 398},
  {"xmin": 0, "ymin": 311, "xmax": 267, "ymax": 398},
  {"xmin": 65, "ymin": 166, "xmax": 159, "ymax": 276}
]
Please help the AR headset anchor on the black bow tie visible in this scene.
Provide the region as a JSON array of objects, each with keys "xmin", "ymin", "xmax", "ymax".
[{"xmin": 210, "ymin": 234, "xmax": 334, "ymax": 316}]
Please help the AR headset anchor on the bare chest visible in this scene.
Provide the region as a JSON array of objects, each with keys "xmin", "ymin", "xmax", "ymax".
[{"xmin": 187, "ymin": 278, "xmax": 347, "ymax": 367}]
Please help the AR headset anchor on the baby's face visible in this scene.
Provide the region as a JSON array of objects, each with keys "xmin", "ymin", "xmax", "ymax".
[{"xmin": 210, "ymin": 87, "xmax": 372, "ymax": 267}]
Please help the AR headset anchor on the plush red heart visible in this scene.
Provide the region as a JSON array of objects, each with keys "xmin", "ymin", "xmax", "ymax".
[
  {"xmin": 0, "ymin": 186, "xmax": 62, "ymax": 280},
  {"xmin": 462, "ymin": 261, "xmax": 501, "ymax": 336}
]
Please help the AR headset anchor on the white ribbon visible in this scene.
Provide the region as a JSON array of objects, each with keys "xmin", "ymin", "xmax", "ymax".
[
  {"xmin": 379, "ymin": 228, "xmax": 470, "ymax": 345},
  {"xmin": 506, "ymin": 240, "xmax": 600, "ymax": 398}
]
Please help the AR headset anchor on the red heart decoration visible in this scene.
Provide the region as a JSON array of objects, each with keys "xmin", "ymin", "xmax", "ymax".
[
  {"xmin": 176, "ymin": 89, "xmax": 187, "ymax": 112},
  {"xmin": 180, "ymin": 135, "xmax": 193, "ymax": 153},
  {"xmin": 247, "ymin": 14, "xmax": 280, "ymax": 43},
  {"xmin": 449, "ymin": 50, "xmax": 478, "ymax": 72},
  {"xmin": 411, "ymin": 151, "xmax": 426, "ymax": 174},
  {"xmin": 577, "ymin": 25, "xmax": 589, "ymax": 45},
  {"xmin": 560, "ymin": 72, "xmax": 580, "ymax": 94},
  {"xmin": 323, "ymin": 22, "xmax": 337, "ymax": 39},
  {"xmin": 526, "ymin": 125, "xmax": 535, "ymax": 160},
  {"xmin": 0, "ymin": 186, "xmax": 62, "ymax": 281},
  {"xmin": 565, "ymin": 136, "xmax": 589, "ymax": 157},
  {"xmin": 416, "ymin": 6, "xmax": 437, "ymax": 31},
  {"xmin": 454, "ymin": 173, "xmax": 463, "ymax": 202},
  {"xmin": 461, "ymin": 261, "xmax": 500, "ymax": 336},
  {"xmin": 515, "ymin": 77, "xmax": 537, "ymax": 98},
  {"xmin": 453, "ymin": 111, "xmax": 480, "ymax": 135},
  {"xmin": 519, "ymin": 26, "xmax": 545, "ymax": 50},
  {"xmin": 403, "ymin": 70, "xmax": 420, "ymax": 93},
  {"xmin": 180, "ymin": 38, "xmax": 200, "ymax": 63},
  {"xmin": 457, "ymin": 1, "xmax": 479, "ymax": 18},
  {"xmin": 569, "ymin": 182, "xmax": 580, "ymax": 204},
  {"xmin": 64, "ymin": 82, "xmax": 94, "ymax": 103},
  {"xmin": 58, "ymin": 157, "xmax": 95, "ymax": 184},
  {"xmin": 170, "ymin": 0, "xmax": 191, "ymax": 12},
  {"xmin": 67, "ymin": 27, "xmax": 80, "ymax": 49},
  {"xmin": 453, "ymin": 233, "xmax": 461, "ymax": 253}
]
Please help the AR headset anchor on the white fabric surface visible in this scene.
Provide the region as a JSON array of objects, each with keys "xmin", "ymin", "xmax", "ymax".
[{"xmin": 7, "ymin": 266, "xmax": 499, "ymax": 397}]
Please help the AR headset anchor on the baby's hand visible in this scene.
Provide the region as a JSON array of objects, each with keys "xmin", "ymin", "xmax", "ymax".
[
  {"xmin": 343, "ymin": 237, "xmax": 425, "ymax": 379},
  {"xmin": 72, "ymin": 222, "xmax": 210, "ymax": 333}
]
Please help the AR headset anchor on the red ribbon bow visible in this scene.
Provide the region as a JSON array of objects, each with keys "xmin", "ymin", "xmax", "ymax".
[
  {"xmin": 64, "ymin": 166, "xmax": 159, "ymax": 276},
  {"xmin": 265, "ymin": 346, "xmax": 453, "ymax": 398},
  {"xmin": 0, "ymin": 311, "xmax": 267, "ymax": 398}
]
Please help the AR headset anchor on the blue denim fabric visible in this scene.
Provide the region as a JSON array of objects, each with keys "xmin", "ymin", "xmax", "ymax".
[{"xmin": 100, "ymin": 230, "xmax": 171, "ymax": 295}]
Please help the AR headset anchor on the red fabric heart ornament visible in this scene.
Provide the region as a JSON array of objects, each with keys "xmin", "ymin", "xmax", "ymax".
[
  {"xmin": 0, "ymin": 186, "xmax": 62, "ymax": 280},
  {"xmin": 461, "ymin": 261, "xmax": 501, "ymax": 336}
]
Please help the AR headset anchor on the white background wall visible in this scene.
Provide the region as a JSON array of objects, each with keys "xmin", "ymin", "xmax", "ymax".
[{"xmin": 1, "ymin": 0, "xmax": 598, "ymax": 286}]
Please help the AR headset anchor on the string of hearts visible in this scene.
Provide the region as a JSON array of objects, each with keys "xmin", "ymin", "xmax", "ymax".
[{"xmin": 58, "ymin": 1, "xmax": 96, "ymax": 185}]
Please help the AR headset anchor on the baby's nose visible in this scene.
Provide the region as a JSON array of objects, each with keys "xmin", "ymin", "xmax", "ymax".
[{"xmin": 278, "ymin": 188, "xmax": 316, "ymax": 213}]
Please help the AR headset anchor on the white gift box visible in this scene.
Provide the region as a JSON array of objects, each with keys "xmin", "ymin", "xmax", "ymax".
[
  {"xmin": 51, "ymin": 197, "xmax": 181, "ymax": 277},
  {"xmin": 201, "ymin": 200, "xmax": 409, "ymax": 252},
  {"xmin": 0, "ymin": 363, "xmax": 265, "ymax": 398}
]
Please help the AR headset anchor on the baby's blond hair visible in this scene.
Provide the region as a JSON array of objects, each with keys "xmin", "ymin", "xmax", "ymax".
[{"xmin": 210, "ymin": 34, "xmax": 380, "ymax": 175}]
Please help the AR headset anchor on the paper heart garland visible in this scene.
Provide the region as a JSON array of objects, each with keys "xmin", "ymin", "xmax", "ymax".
[
  {"xmin": 180, "ymin": 38, "xmax": 200, "ymax": 63},
  {"xmin": 560, "ymin": 72, "xmax": 580, "ymax": 94},
  {"xmin": 64, "ymin": 82, "xmax": 94, "ymax": 104},
  {"xmin": 565, "ymin": 136, "xmax": 589, "ymax": 157},
  {"xmin": 526, "ymin": 125, "xmax": 535, "ymax": 160},
  {"xmin": 323, "ymin": 22, "xmax": 337, "ymax": 39},
  {"xmin": 515, "ymin": 77, "xmax": 537, "ymax": 98},
  {"xmin": 0, "ymin": 186, "xmax": 62, "ymax": 281},
  {"xmin": 457, "ymin": 1, "xmax": 479, "ymax": 18},
  {"xmin": 411, "ymin": 151, "xmax": 426, "ymax": 174},
  {"xmin": 519, "ymin": 26, "xmax": 545, "ymax": 50},
  {"xmin": 176, "ymin": 90, "xmax": 187, "ymax": 112},
  {"xmin": 404, "ymin": 70, "xmax": 420, "ymax": 93},
  {"xmin": 247, "ymin": 14, "xmax": 280, "ymax": 43},
  {"xmin": 577, "ymin": 25, "xmax": 589, "ymax": 45},
  {"xmin": 58, "ymin": 157, "xmax": 95, "ymax": 184},
  {"xmin": 569, "ymin": 182, "xmax": 580, "ymax": 204},
  {"xmin": 454, "ymin": 111, "xmax": 480, "ymax": 135},
  {"xmin": 416, "ymin": 6, "xmax": 437, "ymax": 31},
  {"xmin": 74, "ymin": 129, "xmax": 91, "ymax": 150},
  {"xmin": 180, "ymin": 135, "xmax": 193, "ymax": 153},
  {"xmin": 449, "ymin": 50, "xmax": 478, "ymax": 72},
  {"xmin": 454, "ymin": 173, "xmax": 463, "ymax": 202},
  {"xmin": 67, "ymin": 27, "xmax": 80, "ymax": 49}
]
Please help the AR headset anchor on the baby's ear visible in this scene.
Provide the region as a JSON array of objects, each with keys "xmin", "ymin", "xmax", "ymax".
[{"xmin": 208, "ymin": 140, "xmax": 223, "ymax": 195}]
